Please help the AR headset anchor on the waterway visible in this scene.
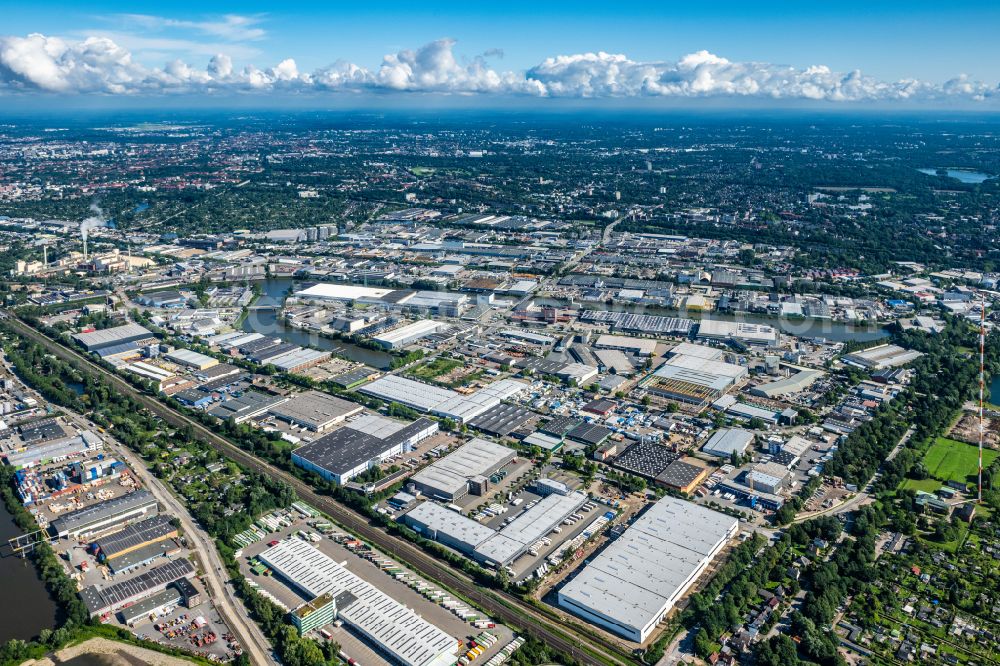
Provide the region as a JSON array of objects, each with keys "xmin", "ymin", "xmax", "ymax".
[
  {"xmin": 917, "ymin": 168, "xmax": 994, "ymax": 184},
  {"xmin": 0, "ymin": 503, "xmax": 60, "ymax": 642},
  {"xmin": 535, "ymin": 297, "xmax": 890, "ymax": 343},
  {"xmin": 241, "ymin": 277, "xmax": 393, "ymax": 369}
]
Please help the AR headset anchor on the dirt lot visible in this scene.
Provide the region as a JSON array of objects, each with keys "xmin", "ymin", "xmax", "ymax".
[{"xmin": 950, "ymin": 410, "xmax": 1000, "ymax": 447}]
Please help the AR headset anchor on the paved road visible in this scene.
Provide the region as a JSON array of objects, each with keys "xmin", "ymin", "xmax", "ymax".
[
  {"xmin": 4, "ymin": 313, "xmax": 634, "ymax": 666},
  {"xmin": 112, "ymin": 441, "xmax": 276, "ymax": 665},
  {"xmin": 793, "ymin": 427, "xmax": 914, "ymax": 523}
]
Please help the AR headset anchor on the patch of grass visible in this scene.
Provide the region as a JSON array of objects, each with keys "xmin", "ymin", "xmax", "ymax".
[
  {"xmin": 922, "ymin": 436, "xmax": 998, "ymax": 484},
  {"xmin": 900, "ymin": 478, "xmax": 943, "ymax": 493},
  {"xmin": 405, "ymin": 357, "xmax": 462, "ymax": 381}
]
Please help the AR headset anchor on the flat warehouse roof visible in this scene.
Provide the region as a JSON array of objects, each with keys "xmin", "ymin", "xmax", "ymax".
[
  {"xmin": 468, "ymin": 402, "xmax": 535, "ymax": 436},
  {"xmin": 402, "ymin": 501, "xmax": 495, "ymax": 550},
  {"xmin": 475, "ymin": 491, "xmax": 587, "ymax": 564},
  {"xmin": 360, "ymin": 375, "xmax": 459, "ymax": 412},
  {"xmin": 80, "ymin": 557, "xmax": 194, "ymax": 613},
  {"xmin": 259, "ymin": 538, "xmax": 458, "ymax": 666},
  {"xmin": 93, "ymin": 515, "xmax": 175, "ymax": 559},
  {"xmin": 594, "ymin": 334, "xmax": 657, "ymax": 355},
  {"xmin": 410, "ymin": 438, "xmax": 515, "ymax": 498},
  {"xmin": 295, "ymin": 283, "xmax": 395, "ymax": 301},
  {"xmin": 269, "ymin": 390, "xmax": 363, "ymax": 429},
  {"xmin": 51, "ymin": 490, "xmax": 156, "ymax": 535},
  {"xmin": 73, "ymin": 323, "xmax": 154, "ymax": 350},
  {"xmin": 558, "ymin": 497, "xmax": 737, "ymax": 642}
]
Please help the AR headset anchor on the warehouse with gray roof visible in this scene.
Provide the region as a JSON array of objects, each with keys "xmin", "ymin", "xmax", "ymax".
[
  {"xmin": 50, "ymin": 490, "xmax": 158, "ymax": 539},
  {"xmin": 558, "ymin": 497, "xmax": 738, "ymax": 642},
  {"xmin": 409, "ymin": 438, "xmax": 516, "ymax": 501},
  {"xmin": 268, "ymin": 390, "xmax": 363, "ymax": 431}
]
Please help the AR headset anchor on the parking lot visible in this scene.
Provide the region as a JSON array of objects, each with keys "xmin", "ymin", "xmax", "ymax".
[{"xmin": 238, "ymin": 513, "xmax": 516, "ymax": 666}]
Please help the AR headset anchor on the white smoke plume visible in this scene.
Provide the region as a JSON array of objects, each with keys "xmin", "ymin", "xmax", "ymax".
[{"xmin": 80, "ymin": 201, "xmax": 108, "ymax": 243}]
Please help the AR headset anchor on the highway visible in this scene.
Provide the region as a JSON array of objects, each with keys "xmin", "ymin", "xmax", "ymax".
[{"xmin": 2, "ymin": 313, "xmax": 636, "ymax": 666}]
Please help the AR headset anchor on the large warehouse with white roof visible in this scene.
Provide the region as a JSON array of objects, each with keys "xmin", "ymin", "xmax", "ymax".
[
  {"xmin": 359, "ymin": 376, "xmax": 527, "ymax": 423},
  {"xmin": 557, "ymin": 497, "xmax": 738, "ymax": 642},
  {"xmin": 259, "ymin": 538, "xmax": 459, "ymax": 666},
  {"xmin": 408, "ymin": 438, "xmax": 516, "ymax": 501}
]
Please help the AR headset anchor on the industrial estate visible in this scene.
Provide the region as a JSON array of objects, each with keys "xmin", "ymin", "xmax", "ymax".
[{"xmin": 0, "ymin": 108, "xmax": 998, "ymax": 666}]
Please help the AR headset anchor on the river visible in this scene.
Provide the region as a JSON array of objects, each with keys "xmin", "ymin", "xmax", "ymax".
[
  {"xmin": 241, "ymin": 278, "xmax": 393, "ymax": 370},
  {"xmin": 917, "ymin": 167, "xmax": 994, "ymax": 184},
  {"xmin": 0, "ymin": 504, "xmax": 60, "ymax": 643},
  {"xmin": 535, "ymin": 297, "xmax": 889, "ymax": 343}
]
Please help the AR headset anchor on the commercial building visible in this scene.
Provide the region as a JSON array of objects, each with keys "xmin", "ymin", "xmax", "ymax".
[
  {"xmin": 697, "ymin": 319, "xmax": 779, "ymax": 346},
  {"xmin": 259, "ymin": 538, "xmax": 459, "ymax": 666},
  {"xmin": 745, "ymin": 462, "xmax": 789, "ymax": 495},
  {"xmin": 51, "ymin": 490, "xmax": 158, "ymax": 539},
  {"xmin": 409, "ymin": 438, "xmax": 516, "ymax": 501},
  {"xmin": 72, "ymin": 323, "xmax": 156, "ymax": 352},
  {"xmin": 667, "ymin": 342, "xmax": 724, "ymax": 361},
  {"xmin": 372, "ymin": 320, "xmax": 450, "ymax": 350},
  {"xmin": 655, "ymin": 459, "xmax": 710, "ymax": 494},
  {"xmin": 701, "ymin": 428, "xmax": 755, "ymax": 459},
  {"xmin": 580, "ymin": 311, "xmax": 694, "ymax": 336},
  {"xmin": 91, "ymin": 515, "xmax": 177, "ymax": 561},
  {"xmin": 473, "ymin": 490, "xmax": 588, "ymax": 567},
  {"xmin": 268, "ymin": 390, "xmax": 364, "ymax": 432},
  {"xmin": 842, "ymin": 344, "xmax": 923, "ymax": 370},
  {"xmin": 267, "ymin": 348, "xmax": 333, "ymax": 373},
  {"xmin": 594, "ymin": 334, "xmax": 657, "ymax": 357},
  {"xmin": 611, "ymin": 443, "xmax": 680, "ymax": 480},
  {"xmin": 359, "ymin": 376, "xmax": 527, "ymax": 424},
  {"xmin": 291, "ymin": 592, "xmax": 338, "ymax": 636},
  {"xmin": 164, "ymin": 348, "xmax": 218, "ymax": 370},
  {"xmin": 467, "ymin": 402, "xmax": 535, "ymax": 437},
  {"xmin": 4, "ymin": 430, "xmax": 103, "ymax": 469},
  {"xmin": 80, "ymin": 558, "xmax": 195, "ymax": 617},
  {"xmin": 401, "ymin": 501, "xmax": 496, "ymax": 555},
  {"xmin": 118, "ymin": 587, "xmax": 183, "ymax": 625},
  {"xmin": 558, "ymin": 497, "xmax": 738, "ymax": 642},
  {"xmin": 750, "ymin": 369, "xmax": 823, "ymax": 399},
  {"xmin": 644, "ymin": 364, "xmax": 733, "ymax": 406},
  {"xmin": 208, "ymin": 391, "xmax": 288, "ymax": 424},
  {"xmin": 291, "ymin": 415, "xmax": 438, "ymax": 485}
]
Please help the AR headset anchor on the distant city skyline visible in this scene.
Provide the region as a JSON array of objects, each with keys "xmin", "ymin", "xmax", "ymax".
[{"xmin": 1, "ymin": 1, "xmax": 999, "ymax": 107}]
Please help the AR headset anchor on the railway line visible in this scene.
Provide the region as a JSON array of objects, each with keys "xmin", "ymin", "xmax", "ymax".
[{"xmin": 2, "ymin": 313, "xmax": 637, "ymax": 666}]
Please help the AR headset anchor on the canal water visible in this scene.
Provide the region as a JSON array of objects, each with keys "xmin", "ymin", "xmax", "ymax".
[
  {"xmin": 242, "ymin": 278, "xmax": 393, "ymax": 370},
  {"xmin": 0, "ymin": 503, "xmax": 60, "ymax": 643}
]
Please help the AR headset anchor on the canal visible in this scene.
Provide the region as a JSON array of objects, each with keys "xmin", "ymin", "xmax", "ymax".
[
  {"xmin": 0, "ymin": 503, "xmax": 60, "ymax": 643},
  {"xmin": 242, "ymin": 278, "xmax": 393, "ymax": 370}
]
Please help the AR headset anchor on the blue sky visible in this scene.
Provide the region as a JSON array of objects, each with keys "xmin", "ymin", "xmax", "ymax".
[{"xmin": 0, "ymin": 1, "xmax": 998, "ymax": 106}]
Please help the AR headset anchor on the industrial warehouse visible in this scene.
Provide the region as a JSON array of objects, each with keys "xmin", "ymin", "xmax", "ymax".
[
  {"xmin": 258, "ymin": 538, "xmax": 461, "ymax": 666},
  {"xmin": 401, "ymin": 488, "xmax": 588, "ymax": 567},
  {"xmin": 372, "ymin": 320, "xmax": 451, "ymax": 349},
  {"xmin": 359, "ymin": 376, "xmax": 528, "ymax": 423},
  {"xmin": 291, "ymin": 415, "xmax": 438, "ymax": 484},
  {"xmin": 558, "ymin": 497, "xmax": 739, "ymax": 643},
  {"xmin": 80, "ymin": 557, "xmax": 196, "ymax": 616},
  {"xmin": 408, "ymin": 438, "xmax": 516, "ymax": 501},
  {"xmin": 50, "ymin": 489, "xmax": 158, "ymax": 539},
  {"xmin": 267, "ymin": 390, "xmax": 364, "ymax": 432}
]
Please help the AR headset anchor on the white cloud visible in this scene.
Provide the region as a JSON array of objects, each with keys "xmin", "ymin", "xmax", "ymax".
[
  {"xmin": 115, "ymin": 14, "xmax": 267, "ymax": 42},
  {"xmin": 0, "ymin": 32, "xmax": 995, "ymax": 104}
]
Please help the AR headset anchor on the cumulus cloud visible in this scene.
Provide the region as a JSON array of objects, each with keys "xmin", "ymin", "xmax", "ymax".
[{"xmin": 0, "ymin": 32, "xmax": 995, "ymax": 103}]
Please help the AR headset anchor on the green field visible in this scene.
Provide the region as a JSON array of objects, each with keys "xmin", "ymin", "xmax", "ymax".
[
  {"xmin": 405, "ymin": 357, "xmax": 462, "ymax": 381},
  {"xmin": 921, "ymin": 436, "xmax": 998, "ymax": 484}
]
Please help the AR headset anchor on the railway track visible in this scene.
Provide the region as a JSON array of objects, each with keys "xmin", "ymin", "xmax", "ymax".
[{"xmin": 3, "ymin": 313, "xmax": 636, "ymax": 666}]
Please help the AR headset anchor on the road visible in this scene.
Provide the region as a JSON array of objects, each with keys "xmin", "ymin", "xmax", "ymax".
[
  {"xmin": 794, "ymin": 427, "xmax": 914, "ymax": 524},
  {"xmin": 2, "ymin": 313, "xmax": 634, "ymax": 666},
  {"xmin": 112, "ymin": 441, "xmax": 275, "ymax": 665}
]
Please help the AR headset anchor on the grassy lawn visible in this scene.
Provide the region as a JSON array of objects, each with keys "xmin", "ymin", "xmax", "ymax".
[
  {"xmin": 900, "ymin": 478, "xmax": 943, "ymax": 493},
  {"xmin": 405, "ymin": 357, "xmax": 463, "ymax": 381},
  {"xmin": 922, "ymin": 436, "xmax": 998, "ymax": 484}
]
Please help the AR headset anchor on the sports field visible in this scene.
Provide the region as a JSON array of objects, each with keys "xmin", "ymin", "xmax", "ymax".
[{"xmin": 922, "ymin": 436, "xmax": 998, "ymax": 484}]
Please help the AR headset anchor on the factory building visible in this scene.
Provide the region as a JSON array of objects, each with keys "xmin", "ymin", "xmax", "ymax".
[
  {"xmin": 291, "ymin": 415, "xmax": 437, "ymax": 485},
  {"xmin": 473, "ymin": 490, "xmax": 588, "ymax": 567},
  {"xmin": 409, "ymin": 438, "xmax": 516, "ymax": 501},
  {"xmin": 558, "ymin": 497, "xmax": 738, "ymax": 643},
  {"xmin": 701, "ymin": 429, "xmax": 755, "ymax": 459},
  {"xmin": 4, "ymin": 430, "xmax": 103, "ymax": 469},
  {"xmin": 164, "ymin": 348, "xmax": 218, "ymax": 371},
  {"xmin": 401, "ymin": 501, "xmax": 496, "ymax": 555},
  {"xmin": 266, "ymin": 348, "xmax": 332, "ymax": 373},
  {"xmin": 80, "ymin": 558, "xmax": 195, "ymax": 617},
  {"xmin": 697, "ymin": 319, "xmax": 779, "ymax": 346},
  {"xmin": 842, "ymin": 344, "xmax": 923, "ymax": 370},
  {"xmin": 208, "ymin": 391, "xmax": 288, "ymax": 424},
  {"xmin": 90, "ymin": 515, "xmax": 177, "ymax": 562},
  {"xmin": 372, "ymin": 320, "xmax": 450, "ymax": 350},
  {"xmin": 594, "ymin": 334, "xmax": 657, "ymax": 357},
  {"xmin": 359, "ymin": 376, "xmax": 527, "ymax": 424},
  {"xmin": 72, "ymin": 323, "xmax": 157, "ymax": 352},
  {"xmin": 50, "ymin": 490, "xmax": 158, "ymax": 539},
  {"xmin": 268, "ymin": 390, "xmax": 364, "ymax": 432},
  {"xmin": 750, "ymin": 369, "xmax": 823, "ymax": 399},
  {"xmin": 259, "ymin": 538, "xmax": 460, "ymax": 666}
]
